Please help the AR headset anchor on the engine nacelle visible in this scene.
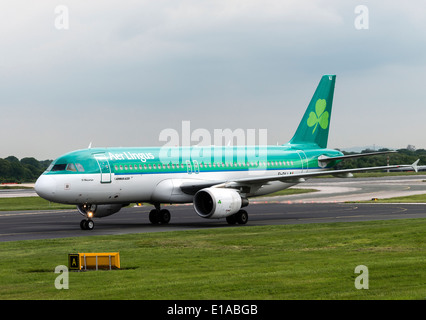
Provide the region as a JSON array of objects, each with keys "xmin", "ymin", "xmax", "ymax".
[
  {"xmin": 77, "ymin": 204, "xmax": 124, "ymax": 218},
  {"xmin": 194, "ymin": 188, "xmax": 245, "ymax": 219}
]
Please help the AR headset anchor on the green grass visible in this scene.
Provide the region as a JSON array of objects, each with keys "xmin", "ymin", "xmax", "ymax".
[
  {"xmin": 1, "ymin": 219, "xmax": 425, "ymax": 300},
  {"xmin": 354, "ymin": 193, "xmax": 426, "ymax": 203},
  {"xmin": 256, "ymin": 188, "xmax": 318, "ymax": 197},
  {"xmin": 0, "ymin": 186, "xmax": 33, "ymax": 190},
  {"xmin": 0, "ymin": 197, "xmax": 74, "ymax": 211}
]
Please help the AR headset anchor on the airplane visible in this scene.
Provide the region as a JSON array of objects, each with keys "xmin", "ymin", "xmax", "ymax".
[{"xmin": 35, "ymin": 75, "xmax": 419, "ymax": 230}]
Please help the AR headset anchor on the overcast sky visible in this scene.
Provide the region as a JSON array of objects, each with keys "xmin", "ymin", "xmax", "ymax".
[{"xmin": 1, "ymin": 1, "xmax": 425, "ymax": 159}]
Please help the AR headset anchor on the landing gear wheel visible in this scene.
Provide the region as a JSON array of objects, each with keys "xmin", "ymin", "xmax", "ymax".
[
  {"xmin": 226, "ymin": 210, "xmax": 248, "ymax": 225},
  {"xmin": 236, "ymin": 210, "xmax": 248, "ymax": 225},
  {"xmin": 80, "ymin": 219, "xmax": 95, "ymax": 230},
  {"xmin": 149, "ymin": 204, "xmax": 171, "ymax": 225},
  {"xmin": 149, "ymin": 209, "xmax": 171, "ymax": 225},
  {"xmin": 226, "ymin": 214, "xmax": 237, "ymax": 225},
  {"xmin": 159, "ymin": 209, "xmax": 171, "ymax": 224},
  {"xmin": 149, "ymin": 209, "xmax": 160, "ymax": 224},
  {"xmin": 86, "ymin": 219, "xmax": 95, "ymax": 230}
]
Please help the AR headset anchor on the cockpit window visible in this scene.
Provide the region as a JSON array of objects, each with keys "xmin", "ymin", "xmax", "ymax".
[
  {"xmin": 66, "ymin": 163, "xmax": 77, "ymax": 172},
  {"xmin": 75, "ymin": 163, "xmax": 85, "ymax": 172},
  {"xmin": 50, "ymin": 163, "xmax": 84, "ymax": 172},
  {"xmin": 51, "ymin": 164, "xmax": 67, "ymax": 171}
]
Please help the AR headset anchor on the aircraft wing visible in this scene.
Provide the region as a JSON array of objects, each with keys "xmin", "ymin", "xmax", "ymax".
[
  {"xmin": 179, "ymin": 160, "xmax": 419, "ymax": 194},
  {"xmin": 180, "ymin": 181, "xmax": 225, "ymax": 195},
  {"xmin": 228, "ymin": 160, "xmax": 419, "ymax": 186},
  {"xmin": 318, "ymin": 150, "xmax": 396, "ymax": 166}
]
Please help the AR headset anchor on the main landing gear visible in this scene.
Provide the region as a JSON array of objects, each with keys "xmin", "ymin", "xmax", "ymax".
[
  {"xmin": 149, "ymin": 203, "xmax": 171, "ymax": 225},
  {"xmin": 225, "ymin": 210, "xmax": 248, "ymax": 225},
  {"xmin": 148, "ymin": 204, "xmax": 248, "ymax": 226}
]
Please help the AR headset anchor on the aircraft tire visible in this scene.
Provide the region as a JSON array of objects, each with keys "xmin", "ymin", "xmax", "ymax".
[
  {"xmin": 236, "ymin": 210, "xmax": 248, "ymax": 225},
  {"xmin": 86, "ymin": 219, "xmax": 94, "ymax": 230},
  {"xmin": 149, "ymin": 209, "xmax": 160, "ymax": 224},
  {"xmin": 226, "ymin": 215, "xmax": 237, "ymax": 225},
  {"xmin": 159, "ymin": 209, "xmax": 171, "ymax": 224},
  {"xmin": 80, "ymin": 219, "xmax": 95, "ymax": 230}
]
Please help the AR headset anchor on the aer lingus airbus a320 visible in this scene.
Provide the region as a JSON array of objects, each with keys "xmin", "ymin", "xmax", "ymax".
[{"xmin": 35, "ymin": 75, "xmax": 418, "ymax": 230}]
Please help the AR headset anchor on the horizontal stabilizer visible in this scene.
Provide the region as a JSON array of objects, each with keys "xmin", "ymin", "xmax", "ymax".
[{"xmin": 411, "ymin": 159, "xmax": 420, "ymax": 173}]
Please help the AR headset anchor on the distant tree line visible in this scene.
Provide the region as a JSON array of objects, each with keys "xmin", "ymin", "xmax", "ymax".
[
  {"xmin": 0, "ymin": 148, "xmax": 425, "ymax": 183},
  {"xmin": 0, "ymin": 157, "xmax": 52, "ymax": 183}
]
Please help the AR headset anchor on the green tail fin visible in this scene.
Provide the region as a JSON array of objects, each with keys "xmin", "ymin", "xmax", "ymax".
[{"xmin": 288, "ymin": 75, "xmax": 336, "ymax": 149}]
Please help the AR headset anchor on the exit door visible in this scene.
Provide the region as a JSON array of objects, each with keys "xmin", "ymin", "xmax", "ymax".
[
  {"xmin": 94, "ymin": 154, "xmax": 112, "ymax": 183},
  {"xmin": 186, "ymin": 160, "xmax": 200, "ymax": 175},
  {"xmin": 296, "ymin": 150, "xmax": 308, "ymax": 173}
]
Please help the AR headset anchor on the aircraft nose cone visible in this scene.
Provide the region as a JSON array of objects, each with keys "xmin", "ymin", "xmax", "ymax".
[{"xmin": 35, "ymin": 175, "xmax": 57, "ymax": 201}]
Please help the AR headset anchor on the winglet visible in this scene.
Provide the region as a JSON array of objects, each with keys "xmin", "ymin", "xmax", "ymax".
[{"xmin": 412, "ymin": 159, "xmax": 420, "ymax": 173}]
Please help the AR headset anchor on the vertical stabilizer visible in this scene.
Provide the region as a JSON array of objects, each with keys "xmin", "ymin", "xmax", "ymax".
[{"xmin": 288, "ymin": 75, "xmax": 336, "ymax": 148}]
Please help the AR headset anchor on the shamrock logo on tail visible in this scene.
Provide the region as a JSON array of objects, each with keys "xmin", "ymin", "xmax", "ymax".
[{"xmin": 307, "ymin": 99, "xmax": 329, "ymax": 134}]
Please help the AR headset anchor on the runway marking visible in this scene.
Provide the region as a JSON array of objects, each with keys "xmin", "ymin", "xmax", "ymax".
[
  {"xmin": 0, "ymin": 210, "xmax": 75, "ymax": 217},
  {"xmin": 336, "ymin": 215, "xmax": 367, "ymax": 219}
]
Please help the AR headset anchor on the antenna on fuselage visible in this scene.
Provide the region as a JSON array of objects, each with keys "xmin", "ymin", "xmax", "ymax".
[{"xmin": 88, "ymin": 142, "xmax": 92, "ymax": 149}]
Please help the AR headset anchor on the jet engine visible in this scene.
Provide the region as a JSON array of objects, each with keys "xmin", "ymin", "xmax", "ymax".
[
  {"xmin": 77, "ymin": 204, "xmax": 124, "ymax": 218},
  {"xmin": 193, "ymin": 188, "xmax": 247, "ymax": 219}
]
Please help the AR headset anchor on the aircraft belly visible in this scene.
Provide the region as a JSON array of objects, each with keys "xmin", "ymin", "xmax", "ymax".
[
  {"xmin": 151, "ymin": 176, "xmax": 194, "ymax": 203},
  {"xmin": 112, "ymin": 174, "xmax": 153, "ymax": 203},
  {"xmin": 250, "ymin": 181, "xmax": 297, "ymax": 197}
]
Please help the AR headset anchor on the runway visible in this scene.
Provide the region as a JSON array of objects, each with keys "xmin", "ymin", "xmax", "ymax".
[
  {"xmin": 2, "ymin": 202, "xmax": 426, "ymax": 242},
  {"xmin": 1, "ymin": 175, "xmax": 426, "ymax": 242}
]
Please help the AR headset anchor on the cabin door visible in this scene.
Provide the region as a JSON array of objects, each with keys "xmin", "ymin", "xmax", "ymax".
[
  {"xmin": 296, "ymin": 150, "xmax": 308, "ymax": 173},
  {"xmin": 94, "ymin": 153, "xmax": 112, "ymax": 183}
]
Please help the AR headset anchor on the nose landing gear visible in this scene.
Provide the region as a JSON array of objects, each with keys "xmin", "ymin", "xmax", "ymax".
[
  {"xmin": 77, "ymin": 204, "xmax": 96, "ymax": 230},
  {"xmin": 80, "ymin": 219, "xmax": 95, "ymax": 230}
]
